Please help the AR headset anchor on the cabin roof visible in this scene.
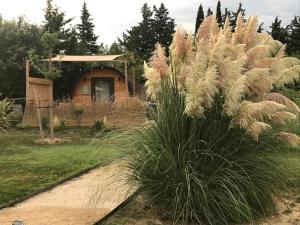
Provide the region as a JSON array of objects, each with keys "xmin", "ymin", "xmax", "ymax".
[{"xmin": 45, "ymin": 55, "xmax": 123, "ymax": 62}]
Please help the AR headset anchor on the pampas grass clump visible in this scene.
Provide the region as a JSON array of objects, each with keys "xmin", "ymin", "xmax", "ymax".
[{"xmin": 128, "ymin": 13, "xmax": 300, "ymax": 225}]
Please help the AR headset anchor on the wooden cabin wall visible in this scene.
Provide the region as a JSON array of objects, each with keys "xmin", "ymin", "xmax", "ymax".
[{"xmin": 72, "ymin": 68, "xmax": 126, "ymax": 106}]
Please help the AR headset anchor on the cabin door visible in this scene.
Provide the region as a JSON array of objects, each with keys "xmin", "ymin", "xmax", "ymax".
[{"xmin": 91, "ymin": 78, "xmax": 114, "ymax": 103}]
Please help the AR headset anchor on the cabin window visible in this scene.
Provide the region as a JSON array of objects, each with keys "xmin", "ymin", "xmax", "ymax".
[
  {"xmin": 91, "ymin": 77, "xmax": 114, "ymax": 103},
  {"xmin": 81, "ymin": 85, "xmax": 90, "ymax": 95}
]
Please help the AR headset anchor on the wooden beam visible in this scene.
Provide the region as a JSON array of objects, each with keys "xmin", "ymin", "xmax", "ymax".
[
  {"xmin": 26, "ymin": 60, "xmax": 30, "ymax": 103},
  {"xmin": 33, "ymin": 88, "xmax": 44, "ymax": 139},
  {"xmin": 124, "ymin": 59, "xmax": 128, "ymax": 96},
  {"xmin": 132, "ymin": 66, "xmax": 136, "ymax": 96}
]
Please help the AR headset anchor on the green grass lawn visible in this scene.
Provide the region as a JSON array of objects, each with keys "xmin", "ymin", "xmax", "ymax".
[{"xmin": 0, "ymin": 128, "xmax": 133, "ymax": 206}]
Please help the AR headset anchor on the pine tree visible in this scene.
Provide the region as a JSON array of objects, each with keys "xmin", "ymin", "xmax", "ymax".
[
  {"xmin": 153, "ymin": 3, "xmax": 175, "ymax": 50},
  {"xmin": 195, "ymin": 3, "xmax": 204, "ymax": 34},
  {"xmin": 120, "ymin": 3, "xmax": 175, "ymax": 59},
  {"xmin": 230, "ymin": 2, "xmax": 246, "ymax": 29},
  {"xmin": 207, "ymin": 7, "xmax": 213, "ymax": 17},
  {"xmin": 257, "ymin": 22, "xmax": 264, "ymax": 33},
  {"xmin": 108, "ymin": 41, "xmax": 124, "ymax": 55},
  {"xmin": 269, "ymin": 16, "xmax": 287, "ymax": 44},
  {"xmin": 77, "ymin": 1, "xmax": 98, "ymax": 54},
  {"xmin": 43, "ymin": 0, "xmax": 72, "ymax": 54},
  {"xmin": 286, "ymin": 16, "xmax": 300, "ymax": 55},
  {"xmin": 216, "ymin": 0, "xmax": 222, "ymax": 27}
]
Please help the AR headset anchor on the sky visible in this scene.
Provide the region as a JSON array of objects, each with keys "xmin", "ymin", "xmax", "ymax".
[{"xmin": 0, "ymin": 0, "xmax": 299, "ymax": 46}]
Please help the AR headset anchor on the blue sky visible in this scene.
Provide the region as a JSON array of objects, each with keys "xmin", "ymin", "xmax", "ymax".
[{"xmin": 0, "ymin": 0, "xmax": 299, "ymax": 46}]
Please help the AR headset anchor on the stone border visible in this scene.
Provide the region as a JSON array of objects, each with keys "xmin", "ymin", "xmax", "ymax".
[
  {"xmin": 94, "ymin": 191, "xmax": 139, "ymax": 225},
  {"xmin": 0, "ymin": 162, "xmax": 110, "ymax": 211}
]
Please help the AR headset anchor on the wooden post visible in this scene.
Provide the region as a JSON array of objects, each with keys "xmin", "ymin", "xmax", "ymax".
[
  {"xmin": 132, "ymin": 56, "xmax": 136, "ymax": 96},
  {"xmin": 26, "ymin": 60, "xmax": 30, "ymax": 103},
  {"xmin": 48, "ymin": 52, "xmax": 54, "ymax": 139},
  {"xmin": 124, "ymin": 59, "xmax": 128, "ymax": 96},
  {"xmin": 33, "ymin": 88, "xmax": 44, "ymax": 139}
]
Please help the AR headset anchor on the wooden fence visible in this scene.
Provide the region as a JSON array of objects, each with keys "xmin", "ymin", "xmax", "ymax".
[{"xmin": 22, "ymin": 97, "xmax": 146, "ymax": 128}]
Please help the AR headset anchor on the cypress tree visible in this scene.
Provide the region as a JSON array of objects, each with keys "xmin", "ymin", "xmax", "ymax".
[
  {"xmin": 77, "ymin": 1, "xmax": 98, "ymax": 54},
  {"xmin": 216, "ymin": 0, "xmax": 222, "ymax": 27},
  {"xmin": 195, "ymin": 3, "xmax": 204, "ymax": 34}
]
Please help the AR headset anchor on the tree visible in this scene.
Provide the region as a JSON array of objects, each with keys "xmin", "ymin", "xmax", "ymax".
[
  {"xmin": 229, "ymin": 2, "xmax": 246, "ymax": 29},
  {"xmin": 120, "ymin": 3, "xmax": 154, "ymax": 60},
  {"xmin": 269, "ymin": 16, "xmax": 286, "ymax": 43},
  {"xmin": 43, "ymin": 0, "xmax": 72, "ymax": 54},
  {"xmin": 29, "ymin": 32, "xmax": 62, "ymax": 139},
  {"xmin": 0, "ymin": 17, "xmax": 44, "ymax": 98},
  {"xmin": 216, "ymin": 0, "xmax": 222, "ymax": 27},
  {"xmin": 195, "ymin": 3, "xmax": 204, "ymax": 34},
  {"xmin": 257, "ymin": 22, "xmax": 264, "ymax": 33},
  {"xmin": 120, "ymin": 3, "xmax": 174, "ymax": 60},
  {"xmin": 153, "ymin": 3, "xmax": 175, "ymax": 50},
  {"xmin": 77, "ymin": 1, "xmax": 99, "ymax": 54},
  {"xmin": 108, "ymin": 41, "xmax": 124, "ymax": 55},
  {"xmin": 207, "ymin": 7, "xmax": 213, "ymax": 17},
  {"xmin": 286, "ymin": 16, "xmax": 300, "ymax": 55}
]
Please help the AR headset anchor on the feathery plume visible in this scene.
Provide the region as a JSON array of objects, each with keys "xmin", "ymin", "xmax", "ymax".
[
  {"xmin": 246, "ymin": 121, "xmax": 271, "ymax": 141},
  {"xmin": 269, "ymin": 111, "xmax": 297, "ymax": 124},
  {"xmin": 150, "ymin": 43, "xmax": 169, "ymax": 78},
  {"xmin": 278, "ymin": 132, "xmax": 300, "ymax": 149},
  {"xmin": 263, "ymin": 93, "xmax": 300, "ymax": 114},
  {"xmin": 223, "ymin": 75, "xmax": 246, "ymax": 116},
  {"xmin": 243, "ymin": 15, "xmax": 259, "ymax": 48},
  {"xmin": 144, "ymin": 62, "xmax": 161, "ymax": 99},
  {"xmin": 245, "ymin": 68, "xmax": 273, "ymax": 97}
]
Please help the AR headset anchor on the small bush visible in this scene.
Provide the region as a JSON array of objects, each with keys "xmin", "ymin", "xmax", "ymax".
[
  {"xmin": 16, "ymin": 122, "xmax": 31, "ymax": 130},
  {"xmin": 59, "ymin": 119, "xmax": 66, "ymax": 129},
  {"xmin": 41, "ymin": 117, "xmax": 49, "ymax": 130},
  {"xmin": 90, "ymin": 120, "xmax": 105, "ymax": 134},
  {"xmin": 72, "ymin": 106, "xmax": 84, "ymax": 127}
]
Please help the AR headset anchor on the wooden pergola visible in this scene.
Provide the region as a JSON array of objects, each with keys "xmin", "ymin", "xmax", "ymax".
[{"xmin": 25, "ymin": 54, "xmax": 136, "ymax": 103}]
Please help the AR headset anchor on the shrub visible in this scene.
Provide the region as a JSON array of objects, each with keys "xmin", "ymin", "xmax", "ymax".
[
  {"xmin": 128, "ymin": 14, "xmax": 300, "ymax": 225},
  {"xmin": 59, "ymin": 119, "xmax": 66, "ymax": 129},
  {"xmin": 90, "ymin": 119, "xmax": 105, "ymax": 134},
  {"xmin": 16, "ymin": 122, "xmax": 31, "ymax": 130},
  {"xmin": 0, "ymin": 98, "xmax": 20, "ymax": 131},
  {"xmin": 41, "ymin": 117, "xmax": 49, "ymax": 130},
  {"xmin": 72, "ymin": 106, "xmax": 84, "ymax": 127}
]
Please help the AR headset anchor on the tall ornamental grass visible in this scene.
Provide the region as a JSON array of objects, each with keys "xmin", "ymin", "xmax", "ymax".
[{"xmin": 128, "ymin": 13, "xmax": 300, "ymax": 224}]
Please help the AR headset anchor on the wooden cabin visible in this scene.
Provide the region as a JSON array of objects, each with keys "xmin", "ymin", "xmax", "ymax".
[{"xmin": 72, "ymin": 66, "xmax": 127, "ymax": 105}]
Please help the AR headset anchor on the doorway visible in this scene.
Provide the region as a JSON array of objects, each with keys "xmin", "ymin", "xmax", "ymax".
[{"xmin": 91, "ymin": 77, "xmax": 114, "ymax": 103}]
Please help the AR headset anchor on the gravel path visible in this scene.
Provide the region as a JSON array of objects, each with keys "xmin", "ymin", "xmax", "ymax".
[{"xmin": 0, "ymin": 162, "xmax": 135, "ymax": 225}]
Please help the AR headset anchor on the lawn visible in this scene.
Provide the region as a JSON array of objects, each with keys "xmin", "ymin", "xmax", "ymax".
[{"xmin": 0, "ymin": 127, "xmax": 133, "ymax": 206}]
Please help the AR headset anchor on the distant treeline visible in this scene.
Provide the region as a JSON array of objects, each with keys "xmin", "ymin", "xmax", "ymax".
[{"xmin": 0, "ymin": 0, "xmax": 299, "ymax": 98}]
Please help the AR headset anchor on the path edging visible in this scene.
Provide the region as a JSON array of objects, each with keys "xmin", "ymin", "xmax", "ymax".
[
  {"xmin": 0, "ymin": 162, "xmax": 109, "ymax": 211},
  {"xmin": 94, "ymin": 191, "xmax": 139, "ymax": 225}
]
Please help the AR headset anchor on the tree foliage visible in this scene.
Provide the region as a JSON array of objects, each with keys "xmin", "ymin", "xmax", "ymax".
[
  {"xmin": 77, "ymin": 1, "xmax": 99, "ymax": 54},
  {"xmin": 216, "ymin": 0, "xmax": 222, "ymax": 26},
  {"xmin": 120, "ymin": 3, "xmax": 175, "ymax": 60},
  {"xmin": 195, "ymin": 3, "xmax": 204, "ymax": 34},
  {"xmin": 0, "ymin": 17, "xmax": 44, "ymax": 98}
]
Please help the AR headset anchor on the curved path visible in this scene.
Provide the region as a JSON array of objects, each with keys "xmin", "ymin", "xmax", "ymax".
[{"xmin": 0, "ymin": 162, "xmax": 135, "ymax": 225}]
